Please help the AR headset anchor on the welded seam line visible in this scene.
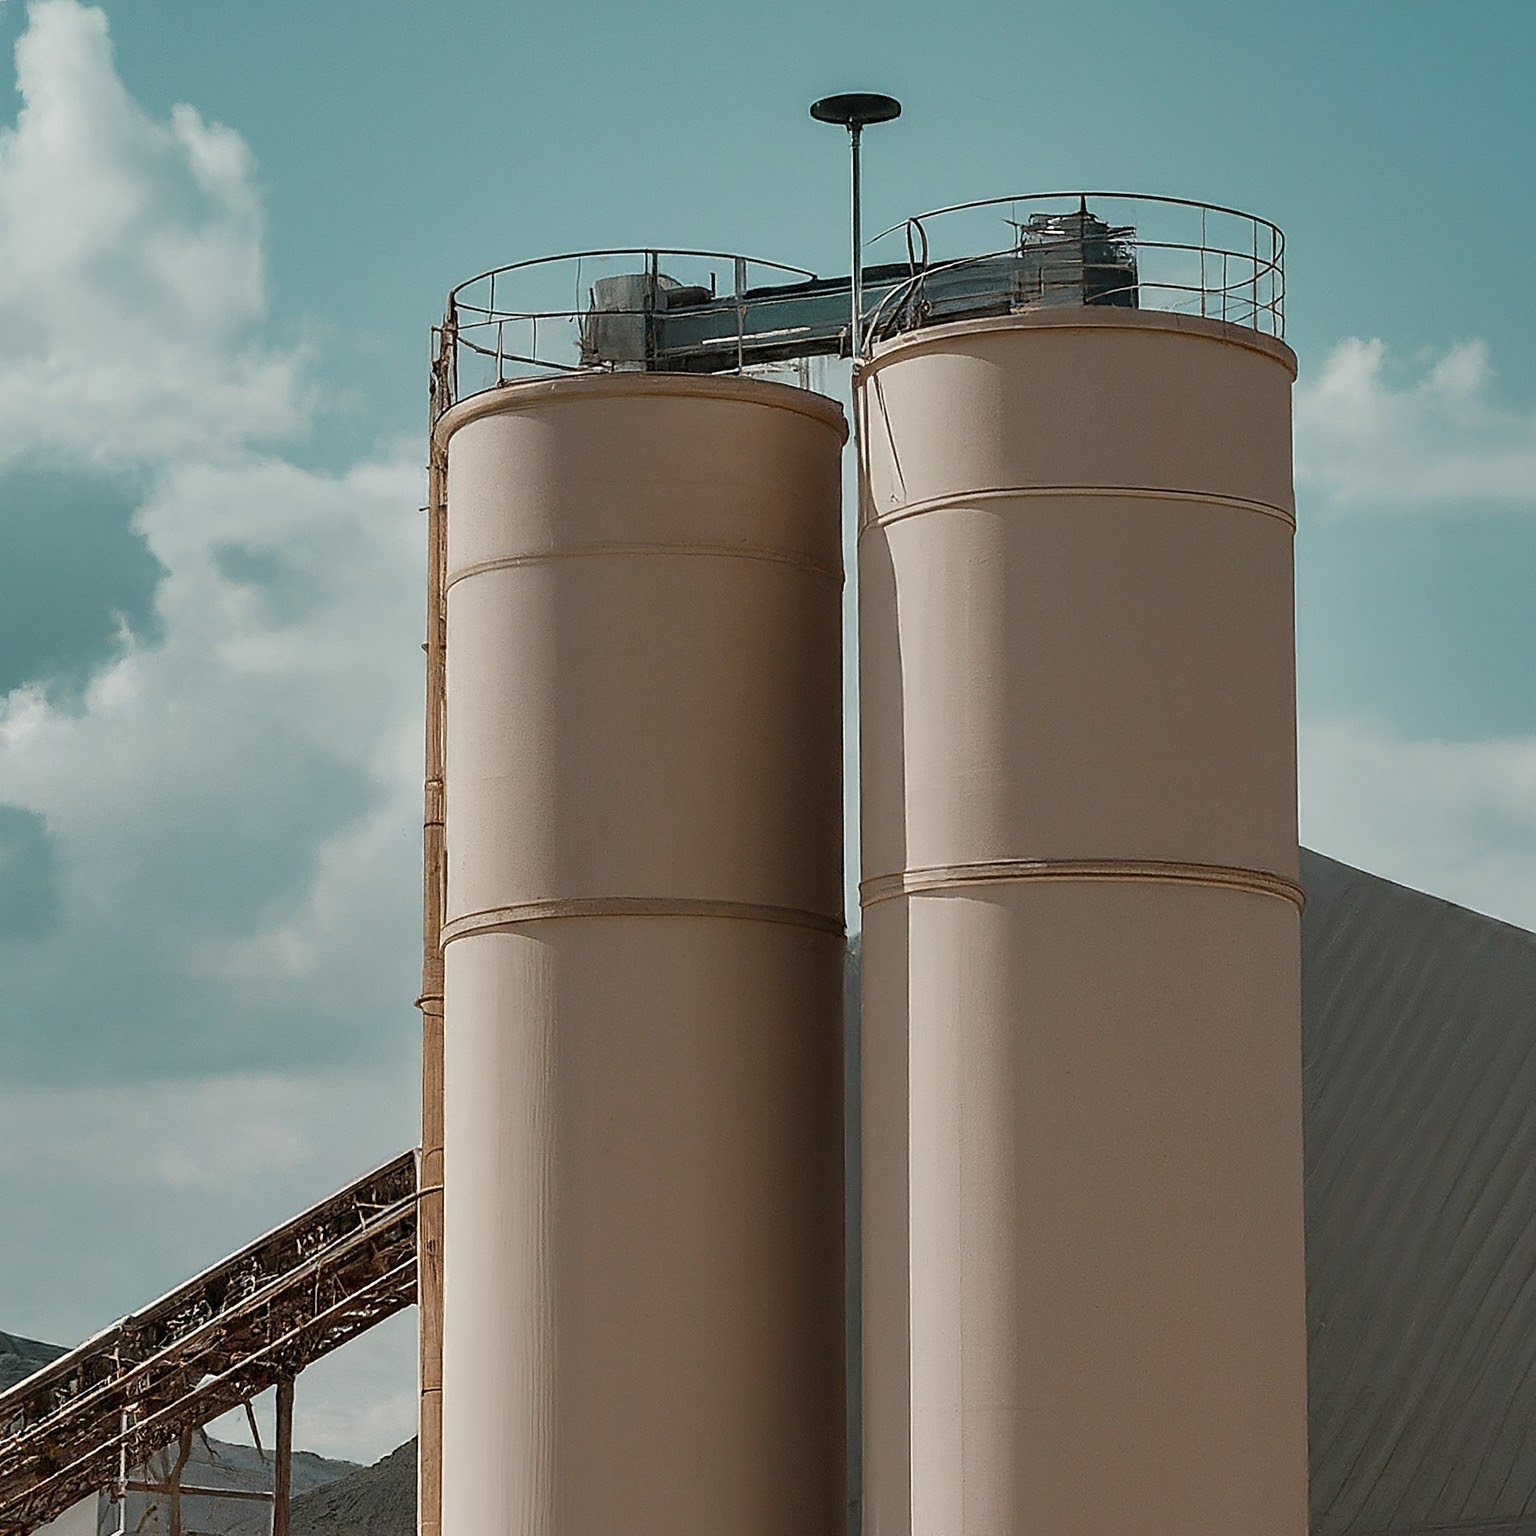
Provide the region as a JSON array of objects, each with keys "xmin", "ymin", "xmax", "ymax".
[
  {"xmin": 861, "ymin": 483, "xmax": 1296, "ymax": 533},
  {"xmin": 433, "ymin": 371, "xmax": 849, "ymax": 450},
  {"xmin": 859, "ymin": 858, "xmax": 1305, "ymax": 911},
  {"xmin": 445, "ymin": 543, "xmax": 842, "ymax": 592},
  {"xmin": 442, "ymin": 896, "xmax": 846, "ymax": 945},
  {"xmin": 861, "ymin": 310, "xmax": 1297, "ymax": 374}
]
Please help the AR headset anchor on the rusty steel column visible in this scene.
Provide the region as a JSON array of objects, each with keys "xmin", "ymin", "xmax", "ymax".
[
  {"xmin": 417, "ymin": 334, "xmax": 450, "ymax": 1536},
  {"xmin": 272, "ymin": 1378, "xmax": 294, "ymax": 1536},
  {"xmin": 858, "ymin": 308, "xmax": 1308, "ymax": 1536},
  {"xmin": 166, "ymin": 1428, "xmax": 191, "ymax": 1536}
]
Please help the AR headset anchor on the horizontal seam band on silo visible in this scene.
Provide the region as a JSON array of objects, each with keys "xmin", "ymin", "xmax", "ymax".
[
  {"xmin": 444, "ymin": 543, "xmax": 842, "ymax": 591},
  {"xmin": 859, "ymin": 858, "xmax": 1304, "ymax": 910},
  {"xmin": 441, "ymin": 897, "xmax": 846, "ymax": 944},
  {"xmin": 859, "ymin": 484, "xmax": 1295, "ymax": 534},
  {"xmin": 431, "ymin": 371, "xmax": 849, "ymax": 450},
  {"xmin": 858, "ymin": 309, "xmax": 1298, "ymax": 376}
]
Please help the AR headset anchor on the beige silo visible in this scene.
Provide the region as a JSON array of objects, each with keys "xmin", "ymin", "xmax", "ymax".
[
  {"xmin": 434, "ymin": 372, "xmax": 847, "ymax": 1536},
  {"xmin": 858, "ymin": 308, "xmax": 1308, "ymax": 1536}
]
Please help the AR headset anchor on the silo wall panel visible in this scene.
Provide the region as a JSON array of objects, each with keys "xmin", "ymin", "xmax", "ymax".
[
  {"xmin": 437, "ymin": 375, "xmax": 846, "ymax": 1536},
  {"xmin": 443, "ymin": 920, "xmax": 844, "ymax": 1535},
  {"xmin": 858, "ymin": 311, "xmax": 1307, "ymax": 1536}
]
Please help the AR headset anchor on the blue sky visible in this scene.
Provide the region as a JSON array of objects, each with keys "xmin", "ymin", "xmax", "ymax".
[{"xmin": 0, "ymin": 0, "xmax": 1533, "ymax": 1463}]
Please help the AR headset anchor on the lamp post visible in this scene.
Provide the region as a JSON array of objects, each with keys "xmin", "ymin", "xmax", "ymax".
[{"xmin": 810, "ymin": 93, "xmax": 902, "ymax": 360}]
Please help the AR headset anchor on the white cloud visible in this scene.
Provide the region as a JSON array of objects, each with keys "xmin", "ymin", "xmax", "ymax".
[
  {"xmin": 1294, "ymin": 335, "xmax": 1536, "ymax": 930},
  {"xmin": 0, "ymin": 448, "xmax": 425, "ymax": 1090},
  {"xmin": 0, "ymin": 0, "xmax": 302, "ymax": 466},
  {"xmin": 2, "ymin": 452, "xmax": 421, "ymax": 888},
  {"xmin": 0, "ymin": 1066, "xmax": 412, "ymax": 1198},
  {"xmin": 0, "ymin": 1, "xmax": 424, "ymax": 1461},
  {"xmin": 1296, "ymin": 336, "xmax": 1536, "ymax": 509},
  {"xmin": 0, "ymin": 0, "xmax": 426, "ymax": 1086},
  {"xmin": 1301, "ymin": 716, "xmax": 1536, "ymax": 932}
]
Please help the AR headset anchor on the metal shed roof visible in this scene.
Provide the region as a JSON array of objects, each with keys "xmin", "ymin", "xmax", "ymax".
[{"xmin": 1302, "ymin": 849, "xmax": 1536, "ymax": 1536}]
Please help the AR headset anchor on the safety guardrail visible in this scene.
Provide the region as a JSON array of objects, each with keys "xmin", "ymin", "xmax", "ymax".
[
  {"xmin": 864, "ymin": 191, "xmax": 1285, "ymax": 348},
  {"xmin": 432, "ymin": 249, "xmax": 822, "ymax": 417}
]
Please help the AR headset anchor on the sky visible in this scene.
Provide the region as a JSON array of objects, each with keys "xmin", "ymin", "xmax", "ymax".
[{"xmin": 1, "ymin": 0, "xmax": 1534, "ymax": 1466}]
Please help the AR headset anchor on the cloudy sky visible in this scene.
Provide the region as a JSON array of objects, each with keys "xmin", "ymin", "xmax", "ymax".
[{"xmin": 1, "ymin": 0, "xmax": 1533, "ymax": 1465}]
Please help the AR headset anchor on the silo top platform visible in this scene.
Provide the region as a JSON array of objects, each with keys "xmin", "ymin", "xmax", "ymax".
[{"xmin": 430, "ymin": 197, "xmax": 1284, "ymax": 420}]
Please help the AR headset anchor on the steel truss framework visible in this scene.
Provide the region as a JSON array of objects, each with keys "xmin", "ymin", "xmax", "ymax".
[{"xmin": 0, "ymin": 1152, "xmax": 418, "ymax": 1536}]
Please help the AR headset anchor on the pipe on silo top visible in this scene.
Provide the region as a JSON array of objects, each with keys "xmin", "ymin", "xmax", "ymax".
[{"xmin": 857, "ymin": 309, "xmax": 1309, "ymax": 1536}]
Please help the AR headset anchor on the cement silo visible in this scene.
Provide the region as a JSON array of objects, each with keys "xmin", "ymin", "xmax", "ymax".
[
  {"xmin": 428, "ymin": 256, "xmax": 847, "ymax": 1536},
  {"xmin": 857, "ymin": 197, "xmax": 1309, "ymax": 1536}
]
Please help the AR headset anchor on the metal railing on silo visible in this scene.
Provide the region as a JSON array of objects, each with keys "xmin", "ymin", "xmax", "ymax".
[
  {"xmin": 429, "ymin": 248, "xmax": 826, "ymax": 423},
  {"xmin": 863, "ymin": 191, "xmax": 1285, "ymax": 350}
]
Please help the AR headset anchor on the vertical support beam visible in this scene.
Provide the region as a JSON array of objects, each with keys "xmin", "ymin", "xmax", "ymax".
[
  {"xmin": 110, "ymin": 1404, "xmax": 132, "ymax": 1536},
  {"xmin": 272, "ymin": 1378, "xmax": 294, "ymax": 1536},
  {"xmin": 849, "ymin": 123, "xmax": 863, "ymax": 359},
  {"xmin": 243, "ymin": 1400, "xmax": 266, "ymax": 1462},
  {"xmin": 810, "ymin": 92, "xmax": 900, "ymax": 364},
  {"xmin": 167, "ymin": 1427, "xmax": 192, "ymax": 1536},
  {"xmin": 416, "ymin": 369, "xmax": 450, "ymax": 1536}
]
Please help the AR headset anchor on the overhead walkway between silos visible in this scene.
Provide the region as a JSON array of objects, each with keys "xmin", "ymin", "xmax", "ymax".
[
  {"xmin": 440, "ymin": 201, "xmax": 1158, "ymax": 390},
  {"xmin": 0, "ymin": 1150, "xmax": 418, "ymax": 1536}
]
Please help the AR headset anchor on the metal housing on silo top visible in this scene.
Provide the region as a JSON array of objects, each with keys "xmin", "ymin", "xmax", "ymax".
[
  {"xmin": 858, "ymin": 308, "xmax": 1308, "ymax": 1536},
  {"xmin": 434, "ymin": 372, "xmax": 847, "ymax": 1536}
]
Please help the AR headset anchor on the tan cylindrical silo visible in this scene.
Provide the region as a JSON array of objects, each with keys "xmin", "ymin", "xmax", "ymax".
[
  {"xmin": 435, "ymin": 372, "xmax": 846, "ymax": 1536},
  {"xmin": 858, "ymin": 308, "xmax": 1308, "ymax": 1536}
]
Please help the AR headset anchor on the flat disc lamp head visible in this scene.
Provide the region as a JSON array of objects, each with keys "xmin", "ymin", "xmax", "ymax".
[{"xmin": 810, "ymin": 92, "xmax": 902, "ymax": 129}]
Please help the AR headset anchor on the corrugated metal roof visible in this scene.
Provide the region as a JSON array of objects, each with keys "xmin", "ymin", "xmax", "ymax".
[{"xmin": 1303, "ymin": 849, "xmax": 1536, "ymax": 1536}]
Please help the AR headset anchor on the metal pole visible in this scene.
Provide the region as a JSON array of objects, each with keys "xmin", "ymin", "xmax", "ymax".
[
  {"xmin": 167, "ymin": 1427, "xmax": 192, "ymax": 1536},
  {"xmin": 850, "ymin": 124, "xmax": 863, "ymax": 359},
  {"xmin": 419, "ymin": 332, "xmax": 450, "ymax": 1536},
  {"xmin": 808, "ymin": 91, "xmax": 897, "ymax": 1536},
  {"xmin": 272, "ymin": 1378, "xmax": 294, "ymax": 1536},
  {"xmin": 809, "ymin": 92, "xmax": 900, "ymax": 366}
]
